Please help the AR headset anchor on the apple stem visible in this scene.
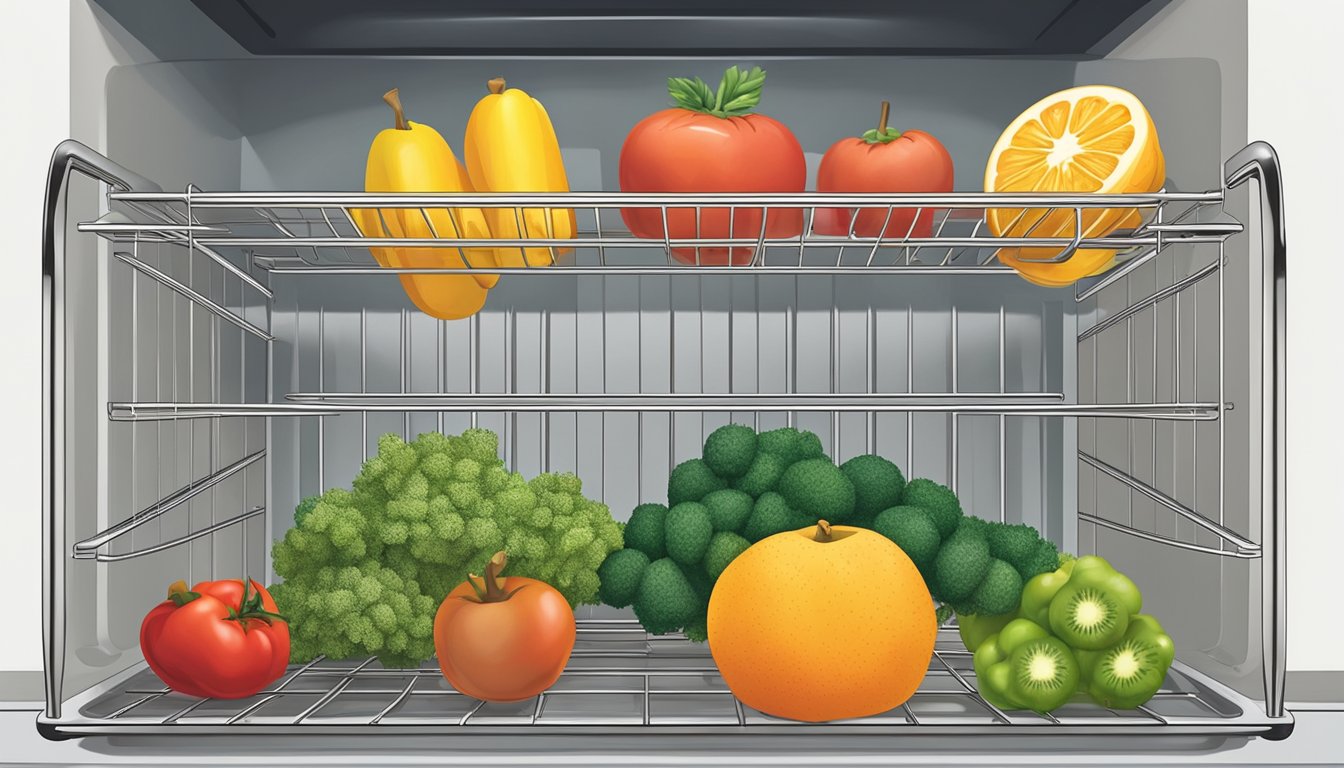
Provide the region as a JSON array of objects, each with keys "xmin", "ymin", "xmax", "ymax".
[
  {"xmin": 813, "ymin": 520, "xmax": 834, "ymax": 543},
  {"xmin": 878, "ymin": 100, "xmax": 890, "ymax": 134},
  {"xmin": 463, "ymin": 551, "xmax": 524, "ymax": 603}
]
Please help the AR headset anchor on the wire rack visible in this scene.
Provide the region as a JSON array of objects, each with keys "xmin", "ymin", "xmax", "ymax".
[
  {"xmin": 83, "ymin": 190, "xmax": 1238, "ymax": 275},
  {"xmin": 47, "ymin": 142, "xmax": 1286, "ymax": 741},
  {"xmin": 47, "ymin": 621, "xmax": 1282, "ymax": 739},
  {"xmin": 72, "ymin": 189, "xmax": 1258, "ymax": 568}
]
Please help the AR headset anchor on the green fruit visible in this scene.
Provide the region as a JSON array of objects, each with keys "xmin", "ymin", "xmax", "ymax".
[
  {"xmin": 1008, "ymin": 636, "xmax": 1080, "ymax": 713},
  {"xmin": 1048, "ymin": 582, "xmax": 1130, "ymax": 650},
  {"xmin": 1087, "ymin": 637, "xmax": 1168, "ymax": 709}
]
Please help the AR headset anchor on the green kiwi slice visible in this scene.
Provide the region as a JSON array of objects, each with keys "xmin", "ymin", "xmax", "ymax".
[
  {"xmin": 1048, "ymin": 583, "xmax": 1129, "ymax": 650},
  {"xmin": 1087, "ymin": 638, "xmax": 1167, "ymax": 709},
  {"xmin": 1008, "ymin": 636, "xmax": 1080, "ymax": 713}
]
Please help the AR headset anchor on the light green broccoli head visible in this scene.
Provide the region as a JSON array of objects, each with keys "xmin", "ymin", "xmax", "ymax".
[{"xmin": 271, "ymin": 429, "xmax": 621, "ymax": 668}]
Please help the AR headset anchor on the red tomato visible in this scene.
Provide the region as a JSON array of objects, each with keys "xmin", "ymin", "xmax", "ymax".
[
  {"xmin": 816, "ymin": 102, "xmax": 954, "ymax": 241},
  {"xmin": 434, "ymin": 552, "xmax": 575, "ymax": 702},
  {"xmin": 139, "ymin": 579, "xmax": 290, "ymax": 699},
  {"xmin": 620, "ymin": 67, "xmax": 806, "ymax": 265}
]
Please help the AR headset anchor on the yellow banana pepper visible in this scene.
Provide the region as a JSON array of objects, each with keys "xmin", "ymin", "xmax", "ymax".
[
  {"xmin": 464, "ymin": 77, "xmax": 576, "ymax": 267},
  {"xmin": 352, "ymin": 88, "xmax": 496, "ymax": 321}
]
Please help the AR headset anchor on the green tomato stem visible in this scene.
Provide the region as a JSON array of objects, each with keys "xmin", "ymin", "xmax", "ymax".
[{"xmin": 862, "ymin": 100, "xmax": 903, "ymax": 145}]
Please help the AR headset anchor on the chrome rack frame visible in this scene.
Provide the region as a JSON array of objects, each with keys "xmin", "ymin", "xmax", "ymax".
[{"xmin": 41, "ymin": 139, "xmax": 1290, "ymax": 741}]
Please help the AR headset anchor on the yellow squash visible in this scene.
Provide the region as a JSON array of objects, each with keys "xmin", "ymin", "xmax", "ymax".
[
  {"xmin": 464, "ymin": 77, "xmax": 576, "ymax": 267},
  {"xmin": 353, "ymin": 89, "xmax": 496, "ymax": 320}
]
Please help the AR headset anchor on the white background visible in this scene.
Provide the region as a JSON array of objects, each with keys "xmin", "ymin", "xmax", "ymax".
[{"xmin": 0, "ymin": 0, "xmax": 1338, "ymax": 677}]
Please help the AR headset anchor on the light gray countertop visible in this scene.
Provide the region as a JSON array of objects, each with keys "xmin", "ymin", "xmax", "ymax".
[{"xmin": 1, "ymin": 707, "xmax": 1341, "ymax": 767}]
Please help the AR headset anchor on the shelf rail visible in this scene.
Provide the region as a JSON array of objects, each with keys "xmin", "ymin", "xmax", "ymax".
[
  {"xmin": 51, "ymin": 621, "xmax": 1291, "ymax": 739},
  {"xmin": 80, "ymin": 189, "xmax": 1233, "ymax": 274},
  {"xmin": 71, "ymin": 450, "xmax": 265, "ymax": 559},
  {"xmin": 105, "ymin": 398, "xmax": 1223, "ymax": 421}
]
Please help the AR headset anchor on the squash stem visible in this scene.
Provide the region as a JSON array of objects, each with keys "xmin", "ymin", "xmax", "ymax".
[{"xmin": 383, "ymin": 88, "xmax": 409, "ymax": 130}]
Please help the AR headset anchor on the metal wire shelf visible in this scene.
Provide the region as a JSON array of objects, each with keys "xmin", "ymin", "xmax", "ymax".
[
  {"xmin": 80, "ymin": 190, "xmax": 1238, "ymax": 277},
  {"xmin": 48, "ymin": 621, "xmax": 1288, "ymax": 739}
]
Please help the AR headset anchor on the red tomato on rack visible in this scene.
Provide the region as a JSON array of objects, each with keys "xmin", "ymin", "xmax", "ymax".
[
  {"xmin": 815, "ymin": 101, "xmax": 954, "ymax": 241},
  {"xmin": 619, "ymin": 66, "xmax": 806, "ymax": 265},
  {"xmin": 139, "ymin": 579, "xmax": 290, "ymax": 699}
]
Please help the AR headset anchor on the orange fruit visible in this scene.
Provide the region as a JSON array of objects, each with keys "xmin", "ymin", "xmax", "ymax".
[
  {"xmin": 985, "ymin": 85, "xmax": 1164, "ymax": 286},
  {"xmin": 707, "ymin": 522, "xmax": 935, "ymax": 722}
]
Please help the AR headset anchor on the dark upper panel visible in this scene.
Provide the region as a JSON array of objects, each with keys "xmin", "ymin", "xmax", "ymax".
[{"xmin": 160, "ymin": 0, "xmax": 1169, "ymax": 57}]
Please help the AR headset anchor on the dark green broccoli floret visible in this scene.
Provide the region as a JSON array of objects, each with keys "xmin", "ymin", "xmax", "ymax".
[
  {"xmin": 633, "ymin": 558, "xmax": 700, "ymax": 635},
  {"xmin": 756, "ymin": 427, "xmax": 825, "ymax": 465},
  {"xmin": 704, "ymin": 531, "xmax": 751, "ymax": 579},
  {"xmin": 702, "ymin": 488, "xmax": 754, "ymax": 533},
  {"xmin": 873, "ymin": 505, "xmax": 941, "ymax": 574},
  {"xmin": 757, "ymin": 427, "xmax": 804, "ymax": 461},
  {"xmin": 932, "ymin": 521, "xmax": 991, "ymax": 602},
  {"xmin": 795, "ymin": 431, "xmax": 825, "ymax": 462},
  {"xmin": 624, "ymin": 503, "xmax": 669, "ymax": 560},
  {"xmin": 743, "ymin": 491, "xmax": 805, "ymax": 542},
  {"xmin": 683, "ymin": 615, "xmax": 709, "ymax": 643},
  {"xmin": 681, "ymin": 562, "xmax": 715, "ymax": 605},
  {"xmin": 665, "ymin": 502, "xmax": 713, "ymax": 566},
  {"xmin": 667, "ymin": 459, "xmax": 728, "ymax": 506},
  {"xmin": 901, "ymin": 478, "xmax": 963, "ymax": 539},
  {"xmin": 597, "ymin": 548, "xmax": 650, "ymax": 608},
  {"xmin": 733, "ymin": 451, "xmax": 787, "ymax": 498},
  {"xmin": 969, "ymin": 558, "xmax": 1023, "ymax": 615},
  {"xmin": 778, "ymin": 459, "xmax": 856, "ymax": 524},
  {"xmin": 985, "ymin": 522, "xmax": 1058, "ymax": 581},
  {"xmin": 840, "ymin": 455, "xmax": 906, "ymax": 529},
  {"xmin": 1019, "ymin": 536, "xmax": 1061, "ymax": 582},
  {"xmin": 703, "ymin": 424, "xmax": 757, "ymax": 479},
  {"xmin": 293, "ymin": 495, "xmax": 321, "ymax": 527}
]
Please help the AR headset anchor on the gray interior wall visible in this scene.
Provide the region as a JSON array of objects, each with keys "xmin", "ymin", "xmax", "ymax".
[
  {"xmin": 56, "ymin": 0, "xmax": 253, "ymax": 708},
  {"xmin": 1080, "ymin": 0, "xmax": 1260, "ymax": 697}
]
